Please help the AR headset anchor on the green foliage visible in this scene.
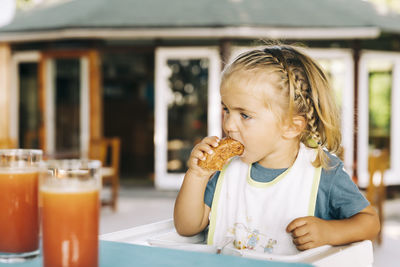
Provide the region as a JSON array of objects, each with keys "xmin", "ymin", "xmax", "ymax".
[
  {"xmin": 16, "ymin": 0, "xmax": 34, "ymax": 9},
  {"xmin": 369, "ymin": 71, "xmax": 391, "ymax": 137},
  {"xmin": 367, "ymin": 0, "xmax": 400, "ymax": 13}
]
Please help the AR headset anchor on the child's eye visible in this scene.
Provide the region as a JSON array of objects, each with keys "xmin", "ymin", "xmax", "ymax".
[
  {"xmin": 222, "ymin": 107, "xmax": 229, "ymax": 113},
  {"xmin": 241, "ymin": 113, "xmax": 250, "ymax": 119}
]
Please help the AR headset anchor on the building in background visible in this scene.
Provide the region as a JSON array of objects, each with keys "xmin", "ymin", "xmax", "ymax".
[{"xmin": 0, "ymin": 0, "xmax": 400, "ymax": 190}]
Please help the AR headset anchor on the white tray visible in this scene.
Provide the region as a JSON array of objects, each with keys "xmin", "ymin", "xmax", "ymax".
[{"xmin": 101, "ymin": 219, "xmax": 373, "ymax": 267}]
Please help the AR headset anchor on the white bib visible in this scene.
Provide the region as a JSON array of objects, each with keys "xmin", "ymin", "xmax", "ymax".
[{"xmin": 207, "ymin": 144, "xmax": 321, "ymax": 255}]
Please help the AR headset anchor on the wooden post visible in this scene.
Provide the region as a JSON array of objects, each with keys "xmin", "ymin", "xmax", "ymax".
[
  {"xmin": 352, "ymin": 40, "xmax": 361, "ymax": 185},
  {"xmin": 219, "ymin": 39, "xmax": 232, "ymax": 137},
  {"xmin": 219, "ymin": 39, "xmax": 232, "ymax": 71},
  {"xmin": 38, "ymin": 54, "xmax": 47, "ymax": 152},
  {"xmin": 0, "ymin": 43, "xmax": 11, "ymax": 141},
  {"xmin": 88, "ymin": 50, "xmax": 102, "ymax": 141}
]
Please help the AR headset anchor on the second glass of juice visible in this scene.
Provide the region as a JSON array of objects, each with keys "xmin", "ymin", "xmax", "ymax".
[{"xmin": 40, "ymin": 159, "xmax": 101, "ymax": 267}]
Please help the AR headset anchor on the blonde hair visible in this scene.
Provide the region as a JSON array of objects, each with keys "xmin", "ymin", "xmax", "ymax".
[{"xmin": 221, "ymin": 45, "xmax": 343, "ymax": 168}]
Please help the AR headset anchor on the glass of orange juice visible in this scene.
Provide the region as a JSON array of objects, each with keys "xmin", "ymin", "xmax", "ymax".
[
  {"xmin": 0, "ymin": 149, "xmax": 43, "ymax": 262},
  {"xmin": 40, "ymin": 159, "xmax": 101, "ymax": 267}
]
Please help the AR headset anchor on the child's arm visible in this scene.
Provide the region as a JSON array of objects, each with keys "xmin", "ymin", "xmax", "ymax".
[
  {"xmin": 286, "ymin": 205, "xmax": 380, "ymax": 250},
  {"xmin": 174, "ymin": 136, "xmax": 219, "ymax": 236}
]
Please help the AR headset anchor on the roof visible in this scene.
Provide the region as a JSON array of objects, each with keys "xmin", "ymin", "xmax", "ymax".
[{"xmin": 1, "ymin": 0, "xmax": 400, "ymax": 42}]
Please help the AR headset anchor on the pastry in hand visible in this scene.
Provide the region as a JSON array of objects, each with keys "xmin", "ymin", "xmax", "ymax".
[{"xmin": 198, "ymin": 138, "xmax": 244, "ymax": 171}]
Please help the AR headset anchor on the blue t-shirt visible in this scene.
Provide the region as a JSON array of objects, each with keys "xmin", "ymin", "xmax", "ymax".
[{"xmin": 204, "ymin": 153, "xmax": 369, "ymax": 220}]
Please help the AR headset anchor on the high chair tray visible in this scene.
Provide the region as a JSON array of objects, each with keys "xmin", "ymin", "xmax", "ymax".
[
  {"xmin": 0, "ymin": 241, "xmax": 311, "ymax": 267},
  {"xmin": 100, "ymin": 219, "xmax": 373, "ymax": 267}
]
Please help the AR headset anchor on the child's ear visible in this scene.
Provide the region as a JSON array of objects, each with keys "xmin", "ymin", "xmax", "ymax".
[{"xmin": 282, "ymin": 116, "xmax": 306, "ymax": 139}]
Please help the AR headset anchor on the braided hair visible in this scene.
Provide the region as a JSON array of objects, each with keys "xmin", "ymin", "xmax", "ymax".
[{"xmin": 221, "ymin": 45, "xmax": 343, "ymax": 168}]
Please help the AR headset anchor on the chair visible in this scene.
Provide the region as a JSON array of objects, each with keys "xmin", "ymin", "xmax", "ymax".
[
  {"xmin": 89, "ymin": 137, "xmax": 121, "ymax": 211},
  {"xmin": 0, "ymin": 139, "xmax": 16, "ymax": 149},
  {"xmin": 367, "ymin": 149, "xmax": 389, "ymax": 245},
  {"xmin": 23, "ymin": 130, "xmax": 39, "ymax": 149}
]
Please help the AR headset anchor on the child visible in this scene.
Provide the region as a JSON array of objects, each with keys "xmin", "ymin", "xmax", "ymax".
[{"xmin": 174, "ymin": 45, "xmax": 380, "ymax": 255}]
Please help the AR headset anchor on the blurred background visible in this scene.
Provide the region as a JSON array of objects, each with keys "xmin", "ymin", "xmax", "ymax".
[{"xmin": 0, "ymin": 0, "xmax": 400, "ymax": 266}]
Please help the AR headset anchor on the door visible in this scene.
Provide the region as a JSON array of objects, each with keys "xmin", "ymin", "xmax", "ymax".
[
  {"xmin": 155, "ymin": 47, "xmax": 221, "ymax": 189},
  {"xmin": 40, "ymin": 51, "xmax": 101, "ymax": 158},
  {"xmin": 358, "ymin": 51, "xmax": 400, "ymax": 187},
  {"xmin": 101, "ymin": 49, "xmax": 155, "ymax": 178},
  {"xmin": 11, "ymin": 52, "xmax": 41, "ymax": 148}
]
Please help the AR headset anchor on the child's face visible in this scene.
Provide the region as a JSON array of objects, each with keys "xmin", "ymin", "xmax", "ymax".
[{"xmin": 220, "ymin": 73, "xmax": 294, "ymax": 168}]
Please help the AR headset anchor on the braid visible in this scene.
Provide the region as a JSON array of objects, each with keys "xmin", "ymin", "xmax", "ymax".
[
  {"xmin": 272, "ymin": 48, "xmax": 329, "ymax": 167},
  {"xmin": 265, "ymin": 48, "xmax": 288, "ymax": 75},
  {"xmin": 305, "ymin": 101, "xmax": 322, "ymax": 145},
  {"xmin": 290, "ymin": 68, "xmax": 322, "ymax": 146}
]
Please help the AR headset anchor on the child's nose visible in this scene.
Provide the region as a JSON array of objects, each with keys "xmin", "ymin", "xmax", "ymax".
[{"xmin": 223, "ymin": 114, "xmax": 237, "ymax": 133}]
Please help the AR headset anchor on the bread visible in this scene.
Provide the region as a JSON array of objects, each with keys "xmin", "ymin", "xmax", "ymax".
[{"xmin": 198, "ymin": 138, "xmax": 244, "ymax": 171}]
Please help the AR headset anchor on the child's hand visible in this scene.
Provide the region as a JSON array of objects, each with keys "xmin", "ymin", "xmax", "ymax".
[
  {"xmin": 187, "ymin": 136, "xmax": 220, "ymax": 178},
  {"xmin": 286, "ymin": 216, "xmax": 333, "ymax": 251}
]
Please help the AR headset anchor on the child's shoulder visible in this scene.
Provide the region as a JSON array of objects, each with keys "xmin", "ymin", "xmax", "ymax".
[
  {"xmin": 319, "ymin": 151, "xmax": 368, "ymax": 219},
  {"xmin": 324, "ymin": 150, "xmax": 343, "ymax": 171},
  {"xmin": 320, "ymin": 150, "xmax": 355, "ymax": 189},
  {"xmin": 304, "ymin": 145, "xmax": 343, "ymax": 173}
]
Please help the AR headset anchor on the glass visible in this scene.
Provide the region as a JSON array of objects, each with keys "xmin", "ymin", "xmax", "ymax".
[
  {"xmin": 19, "ymin": 63, "xmax": 40, "ymax": 149},
  {"xmin": 368, "ymin": 60, "xmax": 392, "ymax": 167},
  {"xmin": 166, "ymin": 59, "xmax": 208, "ymax": 173},
  {"xmin": 54, "ymin": 59, "xmax": 81, "ymax": 155},
  {"xmin": 40, "ymin": 159, "xmax": 101, "ymax": 267},
  {"xmin": 0, "ymin": 149, "xmax": 43, "ymax": 262}
]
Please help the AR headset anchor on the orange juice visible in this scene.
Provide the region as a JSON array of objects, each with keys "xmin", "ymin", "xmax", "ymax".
[
  {"xmin": 0, "ymin": 171, "xmax": 39, "ymax": 253},
  {"xmin": 41, "ymin": 187, "xmax": 99, "ymax": 267}
]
